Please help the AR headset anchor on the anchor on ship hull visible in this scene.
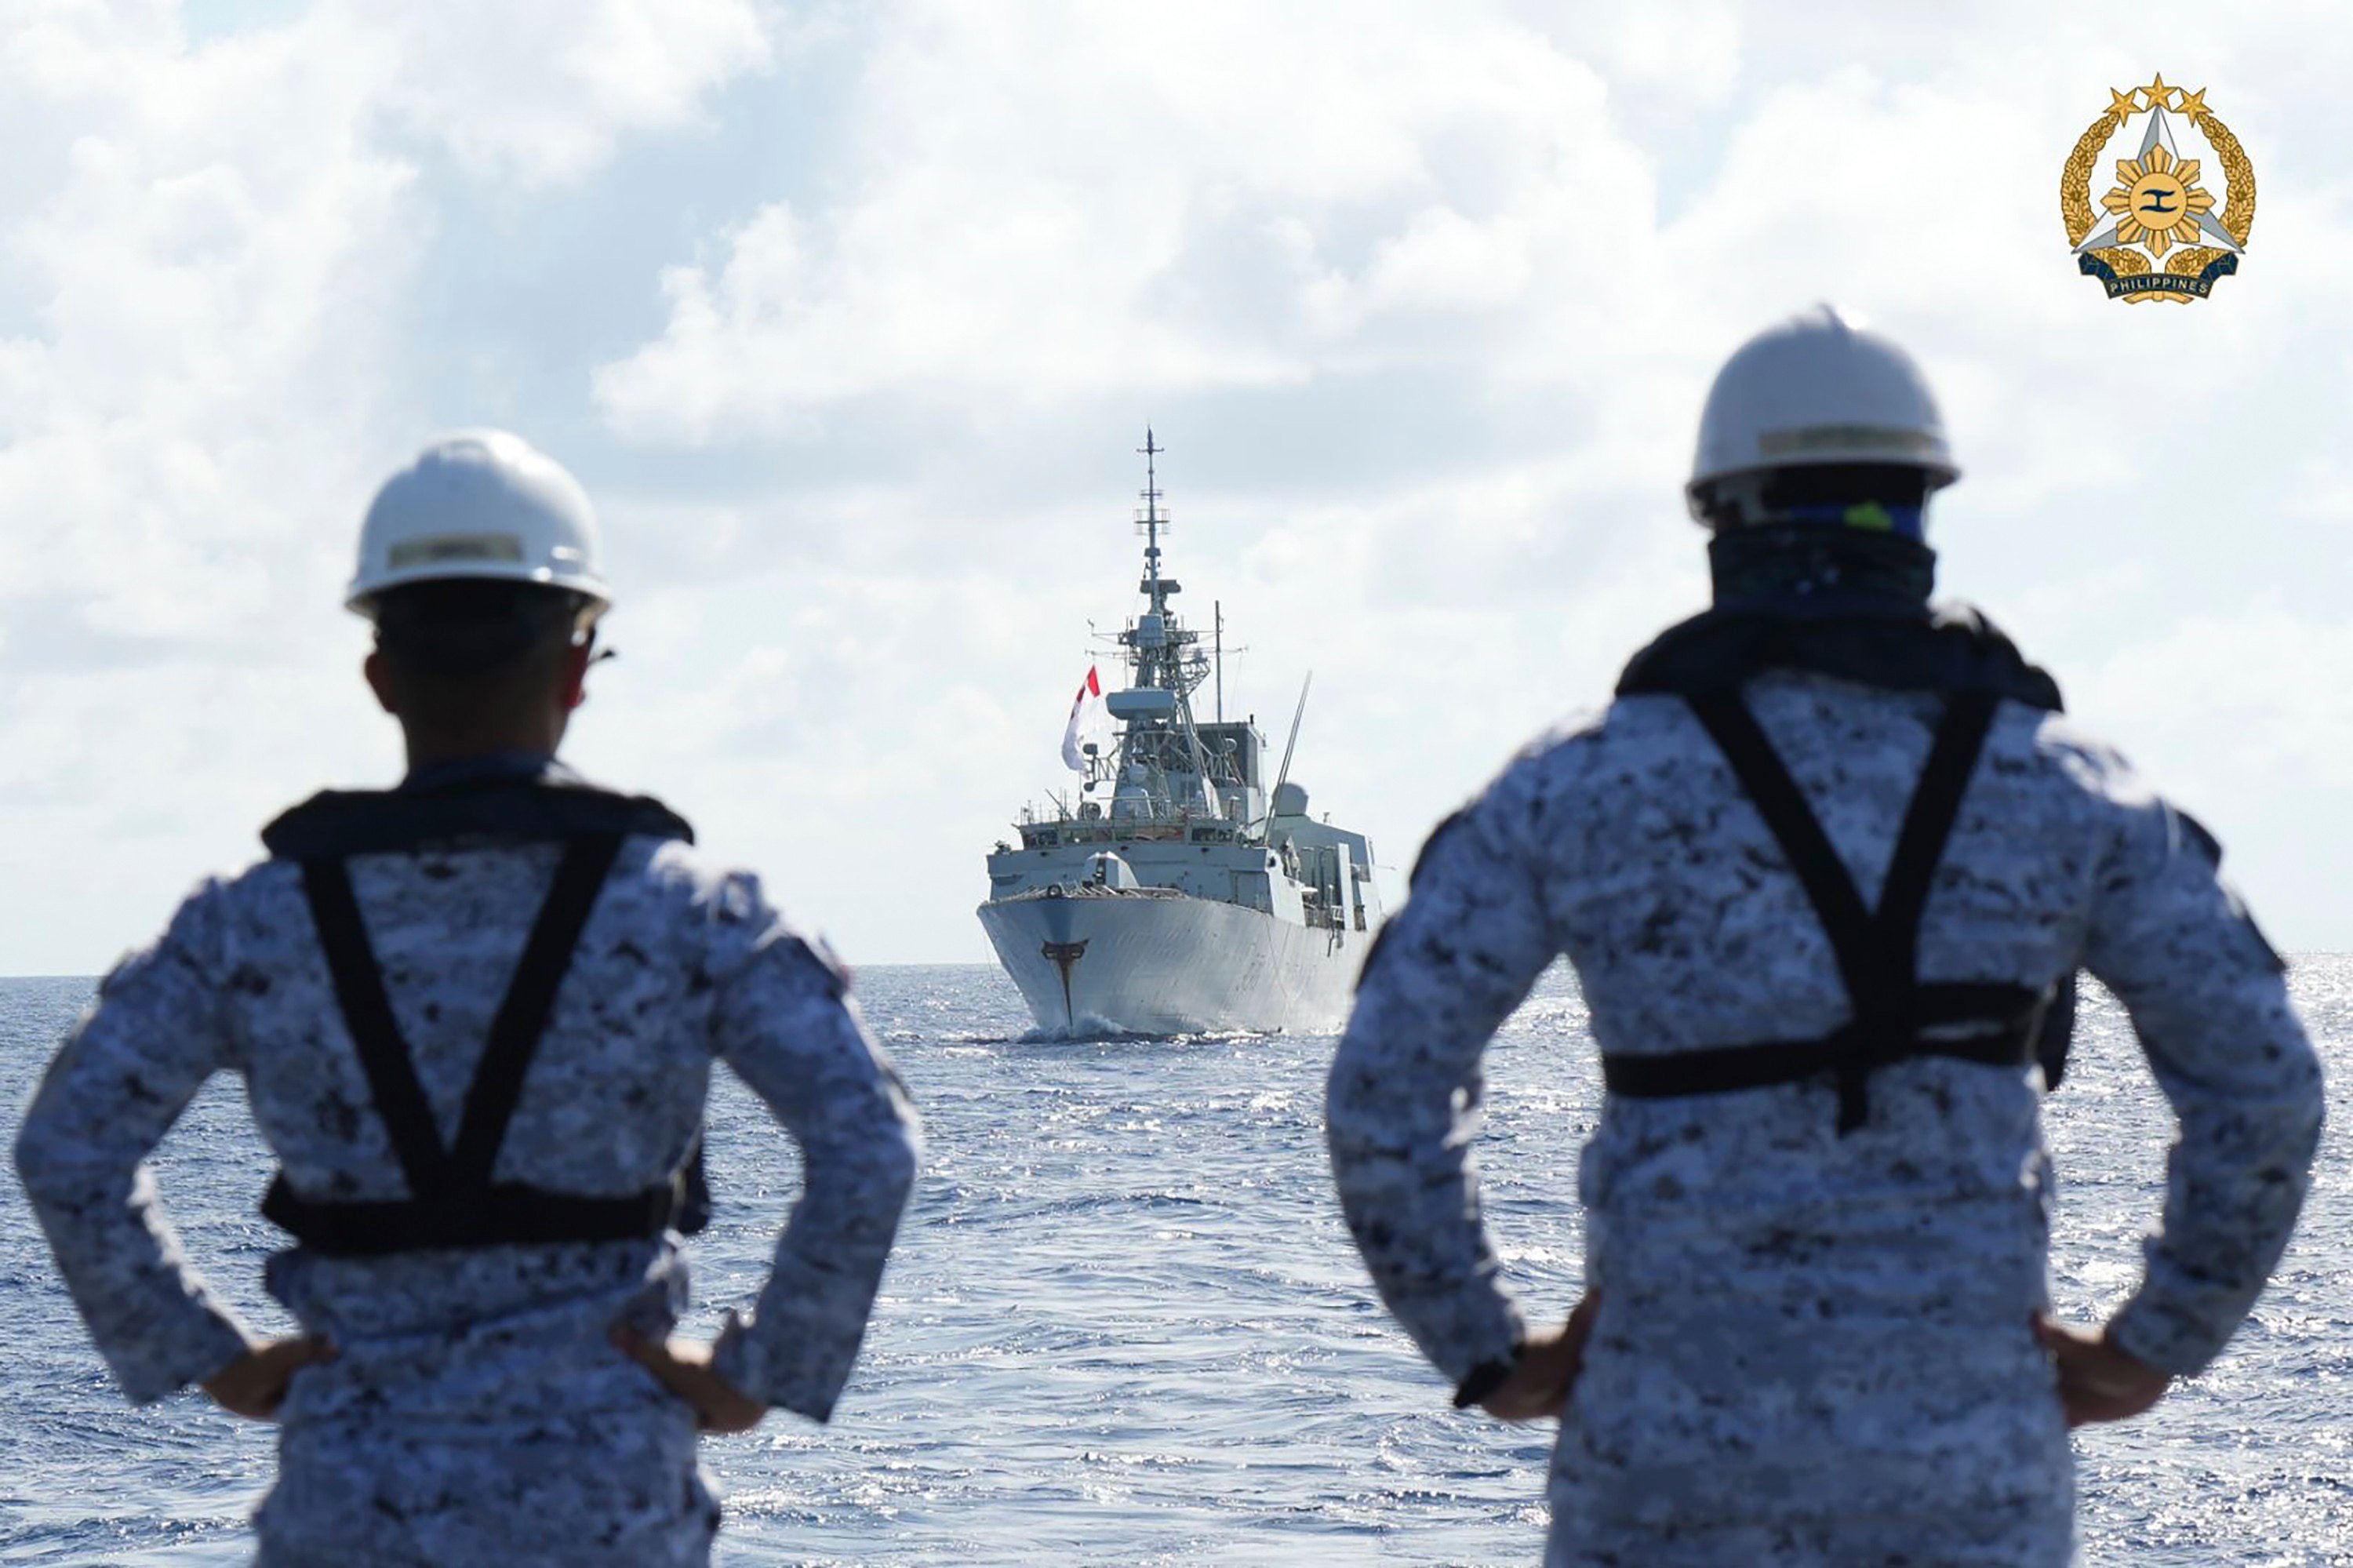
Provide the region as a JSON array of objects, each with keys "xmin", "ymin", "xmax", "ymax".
[{"xmin": 1041, "ymin": 940, "xmax": 1089, "ymax": 1025}]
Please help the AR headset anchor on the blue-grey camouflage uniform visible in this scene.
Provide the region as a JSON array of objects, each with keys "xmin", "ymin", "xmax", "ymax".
[
  {"xmin": 1327, "ymin": 669, "xmax": 2323, "ymax": 1566},
  {"xmin": 14, "ymin": 822, "xmax": 921, "ymax": 1566}
]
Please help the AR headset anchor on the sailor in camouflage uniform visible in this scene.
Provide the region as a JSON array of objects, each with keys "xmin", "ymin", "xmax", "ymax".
[
  {"xmin": 16, "ymin": 431, "xmax": 921, "ymax": 1566},
  {"xmin": 1326, "ymin": 308, "xmax": 2324, "ymax": 1566}
]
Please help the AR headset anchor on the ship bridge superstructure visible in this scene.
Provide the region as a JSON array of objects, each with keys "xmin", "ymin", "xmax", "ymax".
[{"xmin": 1077, "ymin": 430, "xmax": 1262, "ymax": 830}]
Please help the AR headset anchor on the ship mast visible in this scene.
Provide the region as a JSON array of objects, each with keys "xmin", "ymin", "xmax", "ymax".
[
  {"xmin": 1129, "ymin": 426, "xmax": 1184, "ymax": 697},
  {"xmin": 1108, "ymin": 429, "xmax": 1226, "ymax": 821},
  {"xmin": 1140, "ymin": 428, "xmax": 1166, "ymax": 618}
]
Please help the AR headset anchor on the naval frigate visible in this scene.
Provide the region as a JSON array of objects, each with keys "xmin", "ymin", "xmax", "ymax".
[{"xmin": 977, "ymin": 435, "xmax": 1384, "ymax": 1036}]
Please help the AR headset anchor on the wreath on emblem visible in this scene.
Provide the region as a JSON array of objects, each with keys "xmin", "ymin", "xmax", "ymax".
[{"xmin": 2060, "ymin": 75, "xmax": 2254, "ymax": 303}]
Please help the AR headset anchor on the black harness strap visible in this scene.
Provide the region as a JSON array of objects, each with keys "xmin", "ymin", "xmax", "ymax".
[
  {"xmin": 1875, "ymin": 691, "xmax": 2000, "ymax": 981},
  {"xmin": 1609, "ymin": 690, "xmax": 2041, "ymax": 1133},
  {"xmin": 300, "ymin": 857, "xmax": 452, "ymax": 1203},
  {"xmin": 1686, "ymin": 693, "xmax": 1888, "ymax": 1019},
  {"xmin": 264, "ymin": 831, "xmax": 688, "ymax": 1256},
  {"xmin": 1602, "ymin": 1021, "xmax": 2040, "ymax": 1102},
  {"xmin": 448, "ymin": 832, "xmax": 624, "ymax": 1190},
  {"xmin": 260, "ymin": 1183, "xmax": 681, "ymax": 1258}
]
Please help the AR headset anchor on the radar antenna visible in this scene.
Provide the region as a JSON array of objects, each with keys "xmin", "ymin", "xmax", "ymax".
[{"xmin": 1138, "ymin": 427, "xmax": 1165, "ymax": 601}]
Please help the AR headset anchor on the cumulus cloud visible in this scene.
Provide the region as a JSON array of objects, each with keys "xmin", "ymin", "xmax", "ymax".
[
  {"xmin": 0, "ymin": 0, "xmax": 773, "ymax": 967},
  {"xmin": 591, "ymin": 2, "xmax": 1650, "ymax": 440},
  {"xmin": 0, "ymin": 6, "xmax": 406, "ymax": 648},
  {"xmin": 0, "ymin": 0, "xmax": 777, "ymax": 644},
  {"xmin": 2, "ymin": 0, "xmax": 2349, "ymax": 971},
  {"xmin": 355, "ymin": 0, "xmax": 773, "ymax": 187},
  {"xmin": 578, "ymin": 1, "xmax": 2353, "ymax": 961}
]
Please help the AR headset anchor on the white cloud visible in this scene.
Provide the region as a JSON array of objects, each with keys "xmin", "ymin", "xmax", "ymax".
[
  {"xmin": 3, "ymin": 0, "xmax": 2351, "ymax": 972},
  {"xmin": 0, "ymin": 0, "xmax": 774, "ymax": 968},
  {"xmin": 2074, "ymin": 602, "xmax": 2353, "ymax": 791},
  {"xmin": 2061, "ymin": 601, "xmax": 2353, "ymax": 945},
  {"xmin": 0, "ymin": 0, "xmax": 779, "ymax": 638},
  {"xmin": 576, "ymin": 2, "xmax": 2353, "ymax": 963},
  {"xmin": 0, "ymin": 5, "xmax": 409, "ymax": 646},
  {"xmin": 592, "ymin": 2, "xmax": 1651, "ymax": 440},
  {"xmin": 354, "ymin": 0, "xmax": 773, "ymax": 187}
]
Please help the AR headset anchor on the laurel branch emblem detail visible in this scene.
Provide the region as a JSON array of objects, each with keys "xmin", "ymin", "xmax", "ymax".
[{"xmin": 2060, "ymin": 73, "xmax": 2254, "ymax": 304}]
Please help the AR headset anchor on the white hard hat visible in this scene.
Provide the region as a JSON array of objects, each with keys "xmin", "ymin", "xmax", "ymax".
[
  {"xmin": 1687, "ymin": 305, "xmax": 1958, "ymax": 510},
  {"xmin": 347, "ymin": 430, "xmax": 609, "ymax": 617}
]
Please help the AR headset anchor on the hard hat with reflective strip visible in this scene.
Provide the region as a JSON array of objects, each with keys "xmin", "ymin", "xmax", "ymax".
[
  {"xmin": 348, "ymin": 430, "xmax": 609, "ymax": 617},
  {"xmin": 1687, "ymin": 305, "xmax": 1959, "ymax": 508}
]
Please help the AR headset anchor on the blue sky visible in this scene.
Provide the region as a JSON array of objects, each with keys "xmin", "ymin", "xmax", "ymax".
[{"xmin": 2, "ymin": 0, "xmax": 2348, "ymax": 970}]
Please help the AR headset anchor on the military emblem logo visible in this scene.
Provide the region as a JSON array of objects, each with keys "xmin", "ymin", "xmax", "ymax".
[{"xmin": 2060, "ymin": 74, "xmax": 2254, "ymax": 303}]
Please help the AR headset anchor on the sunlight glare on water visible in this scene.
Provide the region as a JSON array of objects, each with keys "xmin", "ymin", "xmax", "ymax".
[{"xmin": 1, "ymin": 963, "xmax": 2345, "ymax": 1564}]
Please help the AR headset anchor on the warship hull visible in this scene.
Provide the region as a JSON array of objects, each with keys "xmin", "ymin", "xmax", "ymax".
[{"xmin": 977, "ymin": 889, "xmax": 1371, "ymax": 1036}]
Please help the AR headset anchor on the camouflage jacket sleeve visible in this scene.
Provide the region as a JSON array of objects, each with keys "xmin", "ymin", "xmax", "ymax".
[
  {"xmin": 2068, "ymin": 739, "xmax": 2325, "ymax": 1376},
  {"xmin": 700, "ymin": 872, "xmax": 922, "ymax": 1421},
  {"xmin": 1325, "ymin": 742, "xmax": 1573, "ymax": 1388},
  {"xmin": 12, "ymin": 884, "xmax": 256, "ymax": 1403}
]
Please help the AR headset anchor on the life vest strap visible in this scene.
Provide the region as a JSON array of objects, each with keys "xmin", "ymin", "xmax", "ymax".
[
  {"xmin": 1617, "ymin": 689, "xmax": 2042, "ymax": 1133},
  {"xmin": 300, "ymin": 851, "xmax": 451, "ymax": 1202},
  {"xmin": 1600, "ymin": 984, "xmax": 2046, "ymax": 1132},
  {"xmin": 260, "ymin": 1173, "xmax": 682, "ymax": 1257},
  {"xmin": 266, "ymin": 831, "xmax": 696, "ymax": 1253}
]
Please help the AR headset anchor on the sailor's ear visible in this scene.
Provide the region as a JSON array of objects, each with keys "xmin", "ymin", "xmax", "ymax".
[
  {"xmin": 560, "ymin": 638, "xmax": 595, "ymax": 711},
  {"xmin": 362, "ymin": 649, "xmax": 398, "ymax": 715}
]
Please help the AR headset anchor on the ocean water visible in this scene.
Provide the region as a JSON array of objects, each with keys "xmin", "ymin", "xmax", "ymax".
[{"xmin": 1, "ymin": 961, "xmax": 2345, "ymax": 1566}]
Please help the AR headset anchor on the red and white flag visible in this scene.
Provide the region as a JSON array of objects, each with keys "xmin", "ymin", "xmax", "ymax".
[{"xmin": 1061, "ymin": 665, "xmax": 1115, "ymax": 770}]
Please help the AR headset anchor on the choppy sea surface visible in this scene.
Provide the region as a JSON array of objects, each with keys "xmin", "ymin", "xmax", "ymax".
[{"xmin": 1, "ymin": 961, "xmax": 2345, "ymax": 1566}]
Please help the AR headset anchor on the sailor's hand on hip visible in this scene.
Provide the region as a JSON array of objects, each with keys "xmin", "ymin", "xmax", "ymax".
[
  {"xmin": 2034, "ymin": 1315, "xmax": 2171, "ymax": 1428},
  {"xmin": 202, "ymin": 1334, "xmax": 337, "ymax": 1422},
  {"xmin": 611, "ymin": 1328, "xmax": 767, "ymax": 1433},
  {"xmin": 1481, "ymin": 1291, "xmax": 1600, "ymax": 1423}
]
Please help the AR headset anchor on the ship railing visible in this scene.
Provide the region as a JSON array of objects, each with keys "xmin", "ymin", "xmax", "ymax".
[
  {"xmin": 1009, "ymin": 882, "xmax": 1186, "ymax": 901},
  {"xmin": 1017, "ymin": 820, "xmax": 1253, "ymax": 848}
]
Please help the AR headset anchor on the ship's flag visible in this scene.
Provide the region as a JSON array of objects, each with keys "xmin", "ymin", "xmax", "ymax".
[{"xmin": 1062, "ymin": 664, "xmax": 1115, "ymax": 770}]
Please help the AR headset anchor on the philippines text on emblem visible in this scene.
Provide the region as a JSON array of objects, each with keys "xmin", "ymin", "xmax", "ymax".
[{"xmin": 2060, "ymin": 74, "xmax": 2255, "ymax": 303}]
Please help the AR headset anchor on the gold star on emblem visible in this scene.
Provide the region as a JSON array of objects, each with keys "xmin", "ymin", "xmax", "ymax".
[
  {"xmin": 2173, "ymin": 85, "xmax": 2209, "ymax": 119},
  {"xmin": 2138, "ymin": 71, "xmax": 2175, "ymax": 111},
  {"xmin": 2107, "ymin": 85, "xmax": 2142, "ymax": 119}
]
